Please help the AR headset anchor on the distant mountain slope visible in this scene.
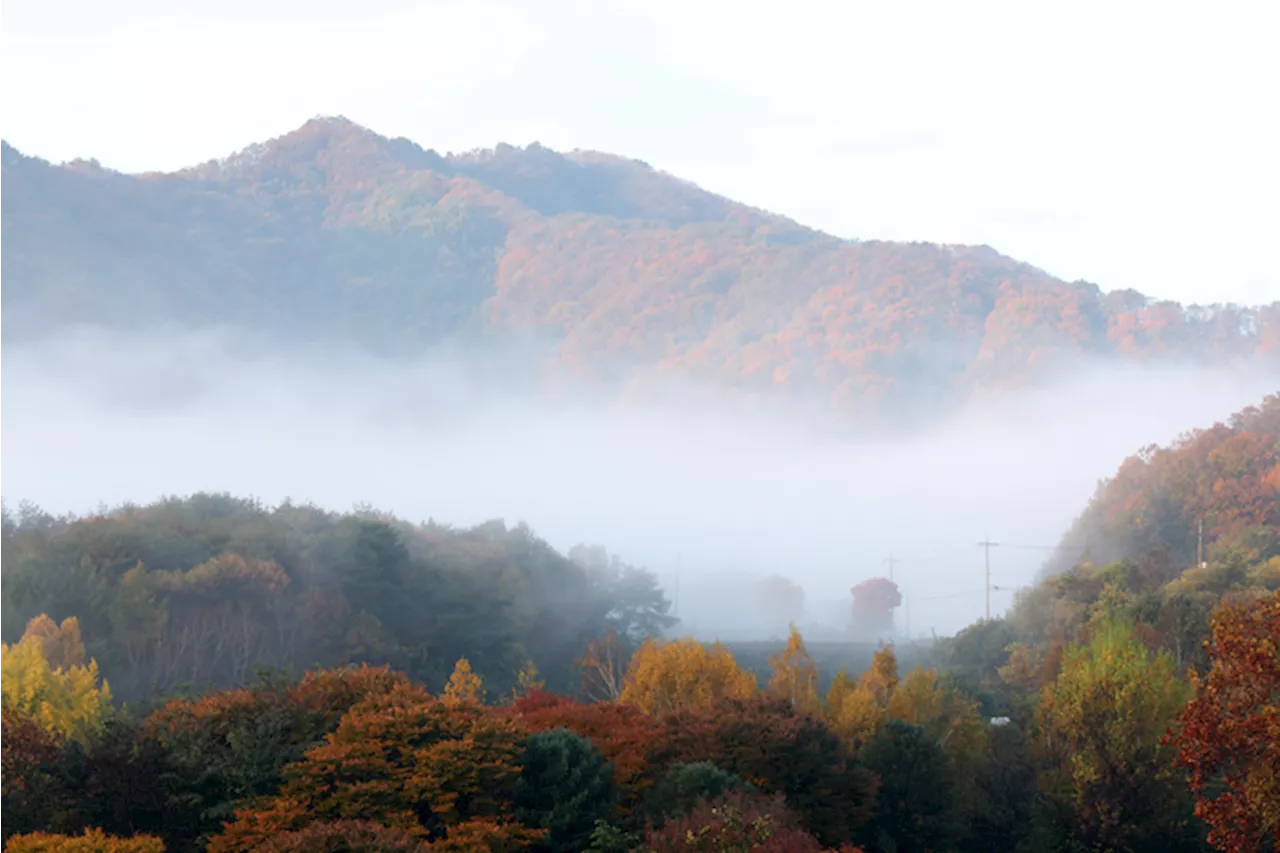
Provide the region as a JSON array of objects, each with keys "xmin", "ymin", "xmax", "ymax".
[
  {"xmin": 4, "ymin": 117, "xmax": 1277, "ymax": 416},
  {"xmin": 940, "ymin": 393, "xmax": 1279, "ymax": 716},
  {"xmin": 1046, "ymin": 392, "xmax": 1280, "ymax": 579}
]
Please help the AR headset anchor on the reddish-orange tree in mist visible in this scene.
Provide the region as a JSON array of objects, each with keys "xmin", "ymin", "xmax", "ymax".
[{"xmin": 850, "ymin": 578, "xmax": 902, "ymax": 637}]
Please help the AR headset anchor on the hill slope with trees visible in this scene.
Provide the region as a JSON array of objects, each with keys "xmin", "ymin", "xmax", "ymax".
[
  {"xmin": 942, "ymin": 392, "xmax": 1279, "ymax": 710},
  {"xmin": 4, "ymin": 117, "xmax": 1277, "ymax": 420},
  {"xmin": 0, "ymin": 495, "xmax": 675, "ymax": 702}
]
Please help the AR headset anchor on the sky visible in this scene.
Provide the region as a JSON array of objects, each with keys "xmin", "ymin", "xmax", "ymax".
[{"xmin": 3, "ymin": 0, "xmax": 1277, "ymax": 306}]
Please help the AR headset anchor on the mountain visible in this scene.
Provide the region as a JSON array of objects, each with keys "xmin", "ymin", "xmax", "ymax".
[
  {"xmin": 1045, "ymin": 392, "xmax": 1280, "ymax": 580},
  {"xmin": 4, "ymin": 117, "xmax": 1277, "ymax": 417},
  {"xmin": 941, "ymin": 392, "xmax": 1279, "ymax": 713}
]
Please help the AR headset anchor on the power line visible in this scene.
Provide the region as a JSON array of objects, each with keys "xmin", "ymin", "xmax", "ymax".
[
  {"xmin": 914, "ymin": 589, "xmax": 984, "ymax": 603},
  {"xmin": 894, "ymin": 545, "xmax": 978, "ymax": 564}
]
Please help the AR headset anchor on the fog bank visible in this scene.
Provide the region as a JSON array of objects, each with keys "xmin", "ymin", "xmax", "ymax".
[{"xmin": 4, "ymin": 327, "xmax": 1276, "ymax": 637}]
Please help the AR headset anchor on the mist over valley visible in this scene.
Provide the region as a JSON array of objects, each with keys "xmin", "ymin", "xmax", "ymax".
[{"xmin": 5, "ymin": 324, "xmax": 1274, "ymax": 637}]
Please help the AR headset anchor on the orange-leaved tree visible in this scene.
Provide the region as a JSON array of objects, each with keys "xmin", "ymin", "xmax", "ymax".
[
  {"xmin": 20, "ymin": 614, "xmax": 87, "ymax": 671},
  {"xmin": 1, "ymin": 615, "xmax": 112, "ymax": 744},
  {"xmin": 141, "ymin": 664, "xmax": 421, "ymax": 841},
  {"xmin": 207, "ymin": 692, "xmax": 542, "ymax": 852},
  {"xmin": 1168, "ymin": 590, "xmax": 1280, "ymax": 853},
  {"xmin": 620, "ymin": 638, "xmax": 757, "ymax": 716},
  {"xmin": 210, "ymin": 820, "xmax": 427, "ymax": 851},
  {"xmin": 3, "ymin": 828, "xmax": 165, "ymax": 853},
  {"xmin": 506, "ymin": 690, "xmax": 664, "ymax": 819}
]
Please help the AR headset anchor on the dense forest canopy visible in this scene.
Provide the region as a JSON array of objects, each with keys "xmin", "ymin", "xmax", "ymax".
[{"xmin": 4, "ymin": 117, "xmax": 1277, "ymax": 423}]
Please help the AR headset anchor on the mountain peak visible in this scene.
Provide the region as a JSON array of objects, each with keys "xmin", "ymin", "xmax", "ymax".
[
  {"xmin": 182, "ymin": 115, "xmax": 442, "ymax": 183},
  {"xmin": 288, "ymin": 114, "xmax": 376, "ymax": 143}
]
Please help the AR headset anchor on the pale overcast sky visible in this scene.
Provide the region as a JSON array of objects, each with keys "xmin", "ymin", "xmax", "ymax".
[{"xmin": 3, "ymin": 0, "xmax": 1278, "ymax": 305}]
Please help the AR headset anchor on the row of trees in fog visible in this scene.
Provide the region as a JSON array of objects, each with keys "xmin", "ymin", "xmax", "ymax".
[{"xmin": 0, "ymin": 495, "xmax": 676, "ymax": 701}]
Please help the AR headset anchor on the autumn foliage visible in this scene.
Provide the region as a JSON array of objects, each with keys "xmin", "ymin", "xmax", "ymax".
[
  {"xmin": 850, "ymin": 578, "xmax": 901, "ymax": 638},
  {"xmin": 1169, "ymin": 590, "xmax": 1280, "ymax": 853},
  {"xmin": 1, "ymin": 616, "xmax": 112, "ymax": 744},
  {"xmin": 3, "ymin": 829, "xmax": 165, "ymax": 853},
  {"xmin": 0, "ymin": 708, "xmax": 64, "ymax": 835},
  {"xmin": 620, "ymin": 638, "xmax": 757, "ymax": 716},
  {"xmin": 641, "ymin": 791, "xmax": 840, "ymax": 853},
  {"xmin": 8, "ymin": 119, "xmax": 1278, "ymax": 426},
  {"xmin": 207, "ymin": 694, "xmax": 541, "ymax": 852},
  {"xmin": 4, "ymin": 395, "xmax": 1280, "ymax": 853},
  {"xmin": 506, "ymin": 690, "xmax": 664, "ymax": 816}
]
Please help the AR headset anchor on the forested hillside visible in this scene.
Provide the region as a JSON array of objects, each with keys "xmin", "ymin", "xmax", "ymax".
[
  {"xmin": 0, "ymin": 495, "xmax": 675, "ymax": 701},
  {"xmin": 937, "ymin": 392, "xmax": 1279, "ymax": 748},
  {"xmin": 1046, "ymin": 391, "xmax": 1280, "ymax": 577},
  {"xmin": 5, "ymin": 117, "xmax": 1277, "ymax": 419}
]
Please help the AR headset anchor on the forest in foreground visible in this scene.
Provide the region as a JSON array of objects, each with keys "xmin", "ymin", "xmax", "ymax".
[{"xmin": 2, "ymin": 394, "xmax": 1278, "ymax": 853}]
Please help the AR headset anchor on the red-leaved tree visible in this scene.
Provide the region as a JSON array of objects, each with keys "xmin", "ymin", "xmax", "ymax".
[{"xmin": 1168, "ymin": 590, "xmax": 1280, "ymax": 853}]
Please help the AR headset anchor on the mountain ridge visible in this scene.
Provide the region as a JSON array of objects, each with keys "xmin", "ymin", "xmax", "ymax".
[{"xmin": 3, "ymin": 117, "xmax": 1276, "ymax": 420}]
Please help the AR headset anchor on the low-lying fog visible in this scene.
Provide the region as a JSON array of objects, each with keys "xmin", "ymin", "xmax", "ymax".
[{"xmin": 4, "ymin": 326, "xmax": 1276, "ymax": 638}]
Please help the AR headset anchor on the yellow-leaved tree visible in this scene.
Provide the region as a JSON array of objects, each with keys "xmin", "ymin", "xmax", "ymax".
[
  {"xmin": 861, "ymin": 643, "xmax": 899, "ymax": 705},
  {"xmin": 1036, "ymin": 610, "xmax": 1190, "ymax": 851},
  {"xmin": 825, "ymin": 667, "xmax": 881, "ymax": 750},
  {"xmin": 888, "ymin": 667, "xmax": 988, "ymax": 759},
  {"xmin": 620, "ymin": 637, "xmax": 757, "ymax": 715},
  {"xmin": 887, "ymin": 665, "xmax": 989, "ymax": 815},
  {"xmin": 442, "ymin": 656, "xmax": 485, "ymax": 704},
  {"xmin": 824, "ymin": 644, "xmax": 898, "ymax": 750},
  {"xmin": 512, "ymin": 659, "xmax": 544, "ymax": 700},
  {"xmin": 768, "ymin": 623, "xmax": 821, "ymax": 715},
  {"xmin": 1, "ymin": 615, "xmax": 112, "ymax": 743}
]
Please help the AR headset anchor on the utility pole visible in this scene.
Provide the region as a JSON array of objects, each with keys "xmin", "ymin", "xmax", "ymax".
[
  {"xmin": 884, "ymin": 553, "xmax": 899, "ymax": 583},
  {"xmin": 977, "ymin": 536, "xmax": 1000, "ymax": 621}
]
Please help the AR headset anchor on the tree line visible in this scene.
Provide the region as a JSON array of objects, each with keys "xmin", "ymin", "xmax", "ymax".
[
  {"xmin": 1, "ymin": 495, "xmax": 675, "ymax": 702},
  {"xmin": 4, "ymin": 590, "xmax": 1277, "ymax": 852}
]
